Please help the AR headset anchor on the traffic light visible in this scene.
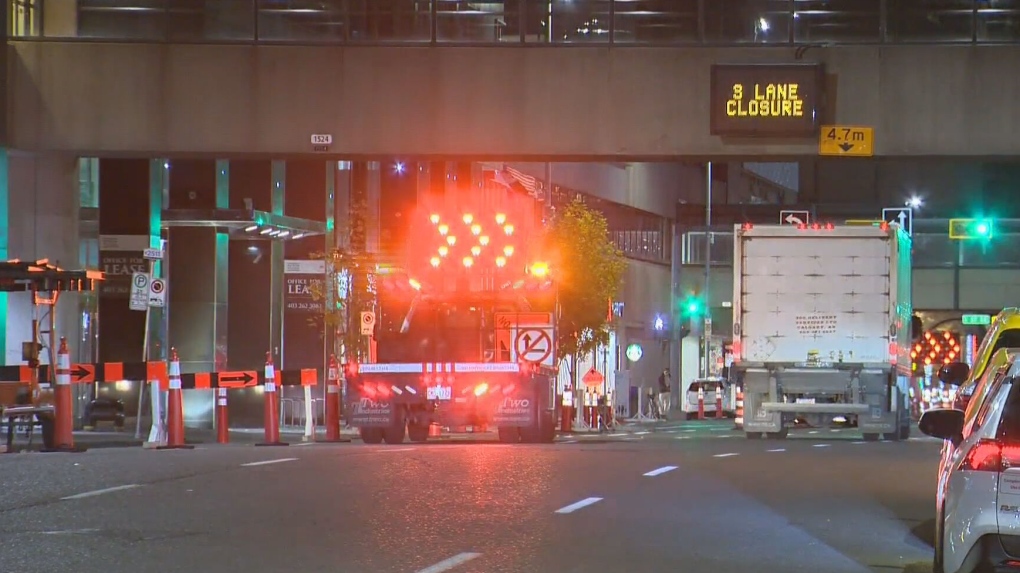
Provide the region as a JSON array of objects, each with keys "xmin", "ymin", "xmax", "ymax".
[
  {"xmin": 680, "ymin": 294, "xmax": 705, "ymax": 318},
  {"xmin": 949, "ymin": 218, "xmax": 994, "ymax": 240}
]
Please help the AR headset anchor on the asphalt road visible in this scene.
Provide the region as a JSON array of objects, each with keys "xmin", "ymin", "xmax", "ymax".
[{"xmin": 0, "ymin": 423, "xmax": 941, "ymax": 573}]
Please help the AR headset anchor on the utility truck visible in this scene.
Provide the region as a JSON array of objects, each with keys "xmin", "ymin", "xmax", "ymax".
[
  {"xmin": 343, "ymin": 189, "xmax": 558, "ymax": 445},
  {"xmin": 729, "ymin": 222, "xmax": 913, "ymax": 441}
]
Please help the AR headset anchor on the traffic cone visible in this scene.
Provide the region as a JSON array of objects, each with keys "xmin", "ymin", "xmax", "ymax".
[
  {"xmin": 323, "ymin": 354, "xmax": 348, "ymax": 442},
  {"xmin": 158, "ymin": 348, "xmax": 194, "ymax": 450},
  {"xmin": 216, "ymin": 388, "xmax": 229, "ymax": 444},
  {"xmin": 43, "ymin": 337, "xmax": 82, "ymax": 452},
  {"xmin": 256, "ymin": 352, "xmax": 288, "ymax": 447}
]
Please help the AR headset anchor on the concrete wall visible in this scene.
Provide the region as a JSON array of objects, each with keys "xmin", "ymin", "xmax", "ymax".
[
  {"xmin": 3, "ymin": 152, "xmax": 82, "ymax": 365},
  {"xmin": 9, "ymin": 42, "xmax": 1020, "ymax": 158}
]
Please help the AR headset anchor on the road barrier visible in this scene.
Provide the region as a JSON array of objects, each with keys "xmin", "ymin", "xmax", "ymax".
[{"xmin": 1, "ymin": 350, "xmax": 321, "ymax": 450}]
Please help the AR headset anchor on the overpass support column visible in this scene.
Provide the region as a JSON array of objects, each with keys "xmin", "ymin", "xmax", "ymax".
[
  {"xmin": 166, "ymin": 159, "xmax": 229, "ymax": 375},
  {"xmin": 269, "ymin": 160, "xmax": 285, "ymax": 368}
]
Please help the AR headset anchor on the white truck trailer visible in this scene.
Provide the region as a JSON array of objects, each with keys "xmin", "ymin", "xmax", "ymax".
[{"xmin": 730, "ymin": 222, "xmax": 913, "ymax": 441}]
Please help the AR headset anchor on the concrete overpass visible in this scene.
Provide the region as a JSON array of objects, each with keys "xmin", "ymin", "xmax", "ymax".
[{"xmin": 3, "ymin": 0, "xmax": 1020, "ymax": 424}]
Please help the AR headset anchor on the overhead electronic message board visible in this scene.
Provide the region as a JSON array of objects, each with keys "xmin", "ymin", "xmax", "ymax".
[{"xmin": 710, "ymin": 64, "xmax": 824, "ymax": 138}]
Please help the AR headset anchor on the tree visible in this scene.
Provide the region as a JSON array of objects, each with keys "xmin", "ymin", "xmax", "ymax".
[
  {"xmin": 306, "ymin": 197, "xmax": 377, "ymax": 362},
  {"xmin": 545, "ymin": 197, "xmax": 627, "ymax": 393}
]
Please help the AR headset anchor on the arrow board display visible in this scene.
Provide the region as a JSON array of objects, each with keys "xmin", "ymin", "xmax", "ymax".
[
  {"xmin": 882, "ymin": 207, "xmax": 913, "ymax": 236},
  {"xmin": 514, "ymin": 328, "xmax": 554, "ymax": 367}
]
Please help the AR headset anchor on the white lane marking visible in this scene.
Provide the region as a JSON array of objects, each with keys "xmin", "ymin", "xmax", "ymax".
[
  {"xmin": 682, "ymin": 429, "xmax": 696, "ymax": 433},
  {"xmin": 294, "ymin": 442, "xmax": 316, "ymax": 447},
  {"xmin": 830, "ymin": 429, "xmax": 841, "ymax": 433},
  {"xmin": 716, "ymin": 435, "xmax": 736, "ymax": 439},
  {"xmin": 61, "ymin": 484, "xmax": 140, "ymax": 500},
  {"xmin": 241, "ymin": 458, "xmax": 298, "ymax": 467},
  {"xmin": 414, "ymin": 552, "xmax": 482, "ymax": 573},
  {"xmin": 643, "ymin": 465, "xmax": 678, "ymax": 477},
  {"xmin": 713, "ymin": 453, "xmax": 739, "ymax": 458},
  {"xmin": 675, "ymin": 436, "xmax": 691, "ymax": 440},
  {"xmin": 561, "ymin": 440, "xmax": 578, "ymax": 444},
  {"xmin": 709, "ymin": 427, "xmax": 730, "ymax": 432},
  {"xmin": 813, "ymin": 444, "xmax": 831, "ymax": 448},
  {"xmin": 808, "ymin": 430, "xmax": 819, "ymax": 434},
  {"xmin": 621, "ymin": 437, "xmax": 642, "ymax": 441},
  {"xmin": 767, "ymin": 448, "xmax": 786, "ymax": 452},
  {"xmin": 851, "ymin": 441, "xmax": 867, "ymax": 445},
  {"xmin": 555, "ymin": 497, "xmax": 603, "ymax": 514},
  {"xmin": 376, "ymin": 448, "xmax": 416, "ymax": 452},
  {"xmin": 634, "ymin": 431, "xmax": 650, "ymax": 435},
  {"xmin": 664, "ymin": 430, "xmax": 678, "ymax": 433}
]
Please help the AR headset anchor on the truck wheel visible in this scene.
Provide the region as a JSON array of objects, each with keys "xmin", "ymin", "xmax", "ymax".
[
  {"xmin": 766, "ymin": 429, "xmax": 788, "ymax": 439},
  {"xmin": 899, "ymin": 424, "xmax": 911, "ymax": 440},
  {"xmin": 498, "ymin": 427, "xmax": 520, "ymax": 443},
  {"xmin": 382, "ymin": 424, "xmax": 406, "ymax": 445},
  {"xmin": 745, "ymin": 432, "xmax": 763, "ymax": 439},
  {"xmin": 862, "ymin": 433, "xmax": 880, "ymax": 442},
  {"xmin": 360, "ymin": 427, "xmax": 384, "ymax": 444},
  {"xmin": 408, "ymin": 423, "xmax": 429, "ymax": 443}
]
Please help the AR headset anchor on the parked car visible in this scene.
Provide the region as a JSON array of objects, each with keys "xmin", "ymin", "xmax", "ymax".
[{"xmin": 920, "ymin": 350, "xmax": 1020, "ymax": 573}]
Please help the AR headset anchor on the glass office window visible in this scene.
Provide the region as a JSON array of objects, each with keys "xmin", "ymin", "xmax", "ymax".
[
  {"xmin": 612, "ymin": 0, "xmax": 698, "ymax": 44},
  {"xmin": 535, "ymin": 0, "xmax": 612, "ymax": 44},
  {"xmin": 257, "ymin": 0, "xmax": 345, "ymax": 43},
  {"xmin": 436, "ymin": 0, "xmax": 521, "ymax": 43},
  {"xmin": 345, "ymin": 0, "xmax": 431, "ymax": 43},
  {"xmin": 77, "ymin": 0, "xmax": 169, "ymax": 40},
  {"xmin": 11, "ymin": 0, "xmax": 41, "ymax": 37},
  {"xmin": 887, "ymin": 0, "xmax": 975, "ymax": 43},
  {"xmin": 977, "ymin": 0, "xmax": 1020, "ymax": 43},
  {"xmin": 170, "ymin": 0, "xmax": 255, "ymax": 42},
  {"xmin": 704, "ymin": 0, "xmax": 792, "ymax": 44},
  {"xmin": 793, "ymin": 0, "xmax": 882, "ymax": 43}
]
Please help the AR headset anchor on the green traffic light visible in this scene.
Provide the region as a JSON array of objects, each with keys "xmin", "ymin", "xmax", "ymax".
[{"xmin": 975, "ymin": 220, "xmax": 992, "ymax": 237}]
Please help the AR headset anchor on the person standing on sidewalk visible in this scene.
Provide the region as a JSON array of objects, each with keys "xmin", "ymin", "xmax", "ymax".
[{"xmin": 657, "ymin": 369, "xmax": 671, "ymax": 416}]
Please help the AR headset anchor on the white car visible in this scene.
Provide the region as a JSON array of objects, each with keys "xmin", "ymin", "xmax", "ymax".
[
  {"xmin": 683, "ymin": 379, "xmax": 731, "ymax": 419},
  {"xmin": 919, "ymin": 353, "xmax": 1020, "ymax": 573}
]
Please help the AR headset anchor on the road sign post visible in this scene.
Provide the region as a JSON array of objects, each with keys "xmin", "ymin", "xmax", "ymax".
[
  {"xmin": 819, "ymin": 125, "xmax": 874, "ymax": 157},
  {"xmin": 137, "ymin": 245, "xmax": 164, "ymax": 439}
]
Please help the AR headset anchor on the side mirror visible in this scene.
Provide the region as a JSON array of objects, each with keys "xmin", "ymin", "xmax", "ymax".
[
  {"xmin": 919, "ymin": 409, "xmax": 965, "ymax": 441},
  {"xmin": 938, "ymin": 362, "xmax": 970, "ymax": 385}
]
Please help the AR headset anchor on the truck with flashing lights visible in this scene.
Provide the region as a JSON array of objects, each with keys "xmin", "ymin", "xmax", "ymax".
[
  {"xmin": 342, "ymin": 189, "xmax": 558, "ymax": 445},
  {"xmin": 729, "ymin": 221, "xmax": 914, "ymax": 441}
]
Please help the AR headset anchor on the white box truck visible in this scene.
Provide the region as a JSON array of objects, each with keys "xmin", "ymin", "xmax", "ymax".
[{"xmin": 730, "ymin": 222, "xmax": 914, "ymax": 441}]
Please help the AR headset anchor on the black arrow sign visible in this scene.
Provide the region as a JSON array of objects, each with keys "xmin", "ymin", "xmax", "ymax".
[
  {"xmin": 839, "ymin": 143, "xmax": 854, "ymax": 152},
  {"xmin": 70, "ymin": 364, "xmax": 91, "ymax": 381},
  {"xmin": 219, "ymin": 372, "xmax": 255, "ymax": 385},
  {"xmin": 523, "ymin": 333, "xmax": 532, "ymax": 348}
]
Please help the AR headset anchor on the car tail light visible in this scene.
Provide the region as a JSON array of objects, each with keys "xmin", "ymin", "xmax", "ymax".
[{"xmin": 959, "ymin": 440, "xmax": 1020, "ymax": 472}]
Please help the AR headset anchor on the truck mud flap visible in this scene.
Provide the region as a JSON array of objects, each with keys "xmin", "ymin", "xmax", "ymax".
[{"xmin": 346, "ymin": 396, "xmax": 397, "ymax": 427}]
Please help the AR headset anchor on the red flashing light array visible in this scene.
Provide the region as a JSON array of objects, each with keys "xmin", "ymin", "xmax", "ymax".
[
  {"xmin": 796, "ymin": 222, "xmax": 835, "ymax": 231},
  {"xmin": 911, "ymin": 330, "xmax": 961, "ymax": 371},
  {"xmin": 407, "ymin": 190, "xmax": 538, "ymax": 285}
]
